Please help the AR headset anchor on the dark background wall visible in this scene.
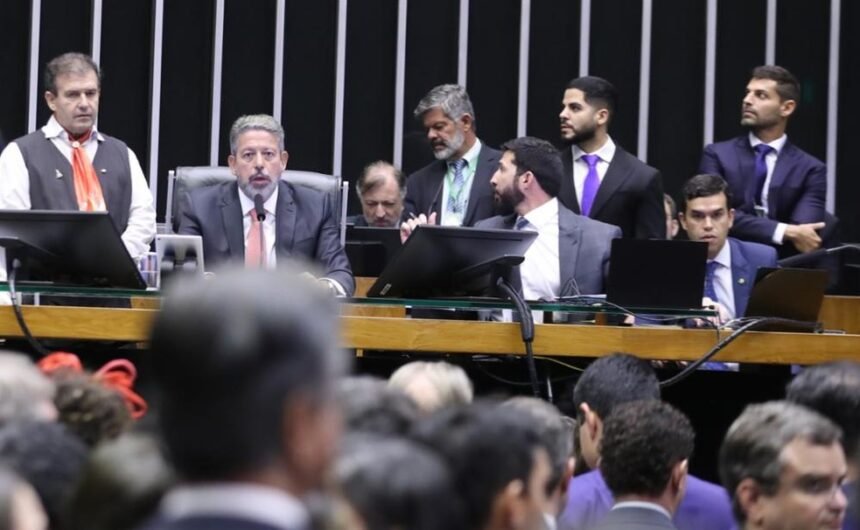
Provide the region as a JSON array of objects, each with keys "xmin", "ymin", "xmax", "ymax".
[{"xmin": 0, "ymin": 0, "xmax": 855, "ymax": 241}]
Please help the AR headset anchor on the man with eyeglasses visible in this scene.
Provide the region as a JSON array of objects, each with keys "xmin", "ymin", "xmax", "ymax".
[{"xmin": 177, "ymin": 114, "xmax": 354, "ymax": 296}]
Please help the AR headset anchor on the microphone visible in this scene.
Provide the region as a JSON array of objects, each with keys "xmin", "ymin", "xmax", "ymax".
[{"xmin": 253, "ymin": 194, "xmax": 266, "ymax": 222}]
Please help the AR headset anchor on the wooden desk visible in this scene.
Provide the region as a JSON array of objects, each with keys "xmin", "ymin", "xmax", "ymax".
[{"xmin": 1, "ymin": 305, "xmax": 859, "ymax": 365}]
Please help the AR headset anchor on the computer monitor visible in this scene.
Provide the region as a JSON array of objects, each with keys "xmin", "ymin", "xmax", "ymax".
[
  {"xmin": 607, "ymin": 239, "xmax": 708, "ymax": 309},
  {"xmin": 0, "ymin": 210, "xmax": 145, "ymax": 289},
  {"xmin": 344, "ymin": 225, "xmax": 401, "ymax": 277},
  {"xmin": 366, "ymin": 224, "xmax": 537, "ymax": 298},
  {"xmin": 744, "ymin": 267, "xmax": 829, "ymax": 324}
]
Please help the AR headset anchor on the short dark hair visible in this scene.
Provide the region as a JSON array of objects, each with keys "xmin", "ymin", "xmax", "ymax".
[
  {"xmin": 572, "ymin": 353, "xmax": 660, "ymax": 421},
  {"xmin": 149, "ymin": 267, "xmax": 346, "ymax": 481},
  {"xmin": 786, "ymin": 362, "xmax": 860, "ymax": 460},
  {"xmin": 336, "ymin": 376, "xmax": 420, "ymax": 437},
  {"xmin": 336, "ymin": 434, "xmax": 465, "ymax": 530},
  {"xmin": 565, "ymin": 76, "xmax": 618, "ymax": 119},
  {"xmin": 500, "ymin": 136, "xmax": 563, "ymax": 198},
  {"xmin": 51, "ymin": 371, "xmax": 132, "ymax": 447},
  {"xmin": 681, "ymin": 174, "xmax": 733, "ymax": 212},
  {"xmin": 719, "ymin": 401, "xmax": 842, "ymax": 524},
  {"xmin": 411, "ymin": 402, "xmax": 548, "ymax": 530},
  {"xmin": 601, "ymin": 400, "xmax": 695, "ymax": 498},
  {"xmin": 751, "ymin": 65, "xmax": 801, "ymax": 103},
  {"xmin": 44, "ymin": 52, "xmax": 101, "ymax": 94}
]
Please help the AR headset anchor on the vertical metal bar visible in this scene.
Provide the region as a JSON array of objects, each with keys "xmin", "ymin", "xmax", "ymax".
[
  {"xmin": 209, "ymin": 0, "xmax": 225, "ymax": 165},
  {"xmin": 148, "ymin": 0, "xmax": 165, "ymax": 199},
  {"xmin": 517, "ymin": 0, "xmax": 531, "ymax": 136},
  {"xmin": 332, "ymin": 0, "xmax": 347, "ymax": 177},
  {"xmin": 27, "ymin": 0, "xmax": 42, "ymax": 133},
  {"xmin": 703, "ymin": 0, "xmax": 717, "ymax": 146},
  {"xmin": 637, "ymin": 0, "xmax": 653, "ymax": 161},
  {"xmin": 91, "ymin": 0, "xmax": 103, "ymax": 63},
  {"xmin": 457, "ymin": 0, "xmax": 469, "ymax": 86},
  {"xmin": 393, "ymin": 0, "xmax": 407, "ymax": 166},
  {"xmin": 273, "ymin": 0, "xmax": 286, "ymax": 120},
  {"xmin": 826, "ymin": 0, "xmax": 840, "ymax": 212},
  {"xmin": 579, "ymin": 0, "xmax": 590, "ymax": 75},
  {"xmin": 766, "ymin": 0, "xmax": 777, "ymax": 63}
]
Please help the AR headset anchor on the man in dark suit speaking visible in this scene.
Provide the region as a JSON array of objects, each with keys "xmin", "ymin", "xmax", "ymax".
[
  {"xmin": 699, "ymin": 66, "xmax": 826, "ymax": 258},
  {"xmin": 557, "ymin": 76, "xmax": 664, "ymax": 240},
  {"xmin": 401, "ymin": 84, "xmax": 500, "ymax": 233},
  {"xmin": 178, "ymin": 114, "xmax": 354, "ymax": 296}
]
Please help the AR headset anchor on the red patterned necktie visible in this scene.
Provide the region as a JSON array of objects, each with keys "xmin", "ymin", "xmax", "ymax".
[{"xmin": 69, "ymin": 130, "xmax": 106, "ymax": 211}]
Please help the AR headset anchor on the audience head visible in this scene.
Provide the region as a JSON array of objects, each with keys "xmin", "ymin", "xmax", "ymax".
[
  {"xmin": 0, "ymin": 421, "xmax": 88, "ymax": 530},
  {"xmin": 601, "ymin": 400, "xmax": 694, "ymax": 514},
  {"xmin": 786, "ymin": 362, "xmax": 860, "ymax": 477},
  {"xmin": 0, "ymin": 353, "xmax": 56, "ymax": 427},
  {"xmin": 388, "ymin": 361, "xmax": 474, "ymax": 414},
  {"xmin": 355, "ymin": 161, "xmax": 405, "ymax": 227},
  {"xmin": 335, "ymin": 434, "xmax": 464, "ymax": 530},
  {"xmin": 150, "ymin": 267, "xmax": 346, "ymax": 493},
  {"xmin": 664, "ymin": 193, "xmax": 679, "ymax": 239},
  {"xmin": 336, "ymin": 376, "xmax": 420, "ymax": 436},
  {"xmin": 502, "ymin": 397, "xmax": 576, "ymax": 517},
  {"xmin": 65, "ymin": 434, "xmax": 174, "ymax": 530},
  {"xmin": 680, "ymin": 174, "xmax": 735, "ymax": 260},
  {"xmin": 43, "ymin": 53, "xmax": 101, "ymax": 137},
  {"xmin": 491, "ymin": 137, "xmax": 563, "ymax": 215},
  {"xmin": 414, "ymin": 84, "xmax": 476, "ymax": 161},
  {"xmin": 719, "ymin": 401, "xmax": 846, "ymax": 530},
  {"xmin": 0, "ymin": 468, "xmax": 48, "ymax": 530},
  {"xmin": 572, "ymin": 353, "xmax": 660, "ymax": 469},
  {"xmin": 742, "ymin": 65, "xmax": 799, "ymax": 133},
  {"xmin": 228, "ymin": 114, "xmax": 289, "ymax": 201},
  {"xmin": 49, "ymin": 371, "xmax": 131, "ymax": 447},
  {"xmin": 412, "ymin": 402, "xmax": 551, "ymax": 530},
  {"xmin": 559, "ymin": 76, "xmax": 617, "ymax": 148}
]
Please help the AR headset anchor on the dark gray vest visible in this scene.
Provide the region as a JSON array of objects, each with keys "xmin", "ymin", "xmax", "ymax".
[{"xmin": 15, "ymin": 130, "xmax": 132, "ymax": 232}]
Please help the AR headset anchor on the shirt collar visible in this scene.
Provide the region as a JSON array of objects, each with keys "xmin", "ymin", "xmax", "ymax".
[
  {"xmin": 238, "ymin": 184, "xmax": 279, "ymax": 217},
  {"xmin": 523, "ymin": 198, "xmax": 559, "ymax": 229},
  {"xmin": 748, "ymin": 131, "xmax": 787, "ymax": 154},
  {"xmin": 42, "ymin": 115, "xmax": 104, "ymax": 144},
  {"xmin": 711, "ymin": 237, "xmax": 732, "ymax": 269},
  {"xmin": 451, "ymin": 138, "xmax": 483, "ymax": 171},
  {"xmin": 572, "ymin": 136, "xmax": 616, "ymax": 164},
  {"xmin": 160, "ymin": 483, "xmax": 309, "ymax": 529},
  {"xmin": 612, "ymin": 501, "xmax": 672, "ymax": 520}
]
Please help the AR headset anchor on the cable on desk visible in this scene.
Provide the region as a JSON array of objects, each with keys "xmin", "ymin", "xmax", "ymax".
[
  {"xmin": 8, "ymin": 259, "xmax": 50, "ymax": 357},
  {"xmin": 496, "ymin": 277, "xmax": 540, "ymax": 398}
]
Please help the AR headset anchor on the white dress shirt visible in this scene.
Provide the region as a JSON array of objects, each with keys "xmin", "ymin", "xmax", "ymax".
[
  {"xmin": 159, "ymin": 483, "xmax": 309, "ymax": 530},
  {"xmin": 0, "ymin": 116, "xmax": 156, "ymax": 259},
  {"xmin": 570, "ymin": 137, "xmax": 617, "ymax": 211},
  {"xmin": 440, "ymin": 139, "xmax": 482, "ymax": 226},
  {"xmin": 519, "ymin": 198, "xmax": 561, "ymax": 302},
  {"xmin": 612, "ymin": 501, "xmax": 672, "ymax": 521},
  {"xmin": 748, "ymin": 132, "xmax": 788, "ymax": 244},
  {"xmin": 709, "ymin": 241, "xmax": 736, "ymax": 321}
]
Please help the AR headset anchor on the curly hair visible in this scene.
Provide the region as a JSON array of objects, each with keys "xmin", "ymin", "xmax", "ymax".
[{"xmin": 52, "ymin": 372, "xmax": 132, "ymax": 447}]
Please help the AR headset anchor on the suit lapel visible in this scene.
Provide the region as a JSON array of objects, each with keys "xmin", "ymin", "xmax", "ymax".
[
  {"xmin": 589, "ymin": 148, "xmax": 630, "ymax": 219},
  {"xmin": 560, "ymin": 148, "xmax": 581, "ymax": 214},
  {"xmin": 463, "ymin": 146, "xmax": 498, "ymax": 226},
  {"xmin": 768, "ymin": 141, "xmax": 798, "ymax": 217},
  {"xmin": 275, "ymin": 181, "xmax": 297, "ymax": 257},
  {"xmin": 558, "ymin": 208, "xmax": 583, "ymax": 296},
  {"xmin": 219, "ymin": 185, "xmax": 246, "ymax": 260},
  {"xmin": 733, "ymin": 137, "xmax": 758, "ymax": 208},
  {"xmin": 729, "ymin": 238, "xmax": 754, "ymax": 317}
]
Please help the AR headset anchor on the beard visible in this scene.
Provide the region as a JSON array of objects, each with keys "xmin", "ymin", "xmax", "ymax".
[
  {"xmin": 239, "ymin": 172, "xmax": 278, "ymax": 202},
  {"xmin": 561, "ymin": 121, "xmax": 597, "ymax": 147},
  {"xmin": 493, "ymin": 182, "xmax": 525, "ymax": 216},
  {"xmin": 432, "ymin": 127, "xmax": 466, "ymax": 160}
]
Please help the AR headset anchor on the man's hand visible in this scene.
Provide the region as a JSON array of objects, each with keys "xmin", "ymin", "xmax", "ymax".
[
  {"xmin": 399, "ymin": 212, "xmax": 437, "ymax": 243},
  {"xmin": 691, "ymin": 297, "xmax": 729, "ymax": 328},
  {"xmin": 784, "ymin": 222, "xmax": 825, "ymax": 253}
]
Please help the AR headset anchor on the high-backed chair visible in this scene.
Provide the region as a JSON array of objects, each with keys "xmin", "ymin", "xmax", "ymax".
[{"xmin": 164, "ymin": 167, "xmax": 347, "ymax": 241}]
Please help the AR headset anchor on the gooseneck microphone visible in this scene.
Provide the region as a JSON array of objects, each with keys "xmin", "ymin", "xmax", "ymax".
[{"xmin": 254, "ymin": 194, "xmax": 266, "ymax": 222}]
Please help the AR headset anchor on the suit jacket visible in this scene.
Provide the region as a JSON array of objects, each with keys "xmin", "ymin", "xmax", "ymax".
[
  {"xmin": 727, "ymin": 237, "xmax": 778, "ymax": 317},
  {"xmin": 138, "ymin": 515, "xmax": 295, "ymax": 530},
  {"xmin": 589, "ymin": 506, "xmax": 677, "ymax": 530},
  {"xmin": 558, "ymin": 470, "xmax": 735, "ymax": 530},
  {"xmin": 699, "ymin": 136, "xmax": 826, "ymax": 253},
  {"xmin": 475, "ymin": 202, "xmax": 621, "ymax": 296},
  {"xmin": 403, "ymin": 143, "xmax": 500, "ymax": 226},
  {"xmin": 559, "ymin": 145, "xmax": 664, "ymax": 240},
  {"xmin": 178, "ymin": 180, "xmax": 354, "ymax": 295}
]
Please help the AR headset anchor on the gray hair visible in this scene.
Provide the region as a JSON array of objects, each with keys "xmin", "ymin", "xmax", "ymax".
[
  {"xmin": 388, "ymin": 361, "xmax": 473, "ymax": 413},
  {"xmin": 0, "ymin": 353, "xmax": 55, "ymax": 426},
  {"xmin": 355, "ymin": 161, "xmax": 406, "ymax": 199},
  {"xmin": 719, "ymin": 400, "xmax": 842, "ymax": 524},
  {"xmin": 44, "ymin": 52, "xmax": 101, "ymax": 94},
  {"xmin": 413, "ymin": 84, "xmax": 476, "ymax": 123},
  {"xmin": 229, "ymin": 114, "xmax": 285, "ymax": 155}
]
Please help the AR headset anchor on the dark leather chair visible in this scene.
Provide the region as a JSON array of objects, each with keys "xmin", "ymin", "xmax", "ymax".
[{"xmin": 164, "ymin": 166, "xmax": 346, "ymax": 237}]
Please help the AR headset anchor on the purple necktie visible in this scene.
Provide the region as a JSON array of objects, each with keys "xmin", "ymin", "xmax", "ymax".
[
  {"xmin": 753, "ymin": 144, "xmax": 774, "ymax": 206},
  {"xmin": 704, "ymin": 260, "xmax": 719, "ymax": 303},
  {"xmin": 580, "ymin": 154, "xmax": 600, "ymax": 217}
]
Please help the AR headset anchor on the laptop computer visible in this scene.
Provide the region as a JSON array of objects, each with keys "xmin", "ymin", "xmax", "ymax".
[
  {"xmin": 743, "ymin": 267, "xmax": 828, "ymax": 330},
  {"xmin": 606, "ymin": 239, "xmax": 708, "ymax": 310},
  {"xmin": 344, "ymin": 226, "xmax": 402, "ymax": 277}
]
